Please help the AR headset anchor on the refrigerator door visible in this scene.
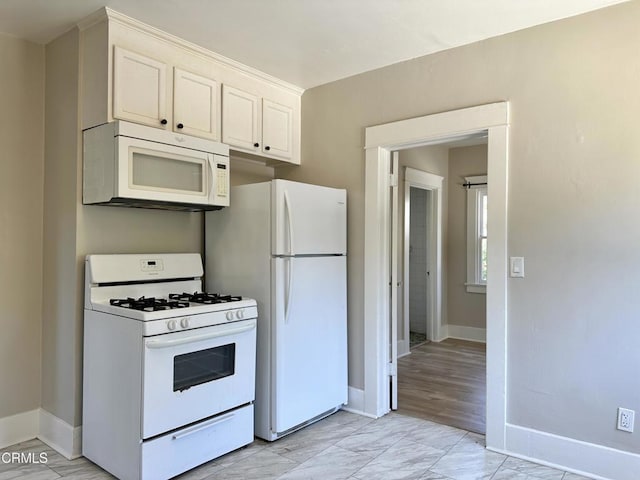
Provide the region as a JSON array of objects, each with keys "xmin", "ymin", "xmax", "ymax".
[
  {"xmin": 272, "ymin": 180, "xmax": 346, "ymax": 256},
  {"xmin": 272, "ymin": 255, "xmax": 347, "ymax": 435}
]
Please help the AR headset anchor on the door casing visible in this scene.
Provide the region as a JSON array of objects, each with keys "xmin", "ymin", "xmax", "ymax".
[{"xmin": 362, "ymin": 102, "xmax": 509, "ymax": 451}]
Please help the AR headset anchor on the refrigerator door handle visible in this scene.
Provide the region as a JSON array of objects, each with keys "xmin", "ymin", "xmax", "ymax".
[
  {"xmin": 284, "ymin": 190, "xmax": 295, "ymax": 255},
  {"xmin": 285, "ymin": 257, "xmax": 294, "ymax": 323}
]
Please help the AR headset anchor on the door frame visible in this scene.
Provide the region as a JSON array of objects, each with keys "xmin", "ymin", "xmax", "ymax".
[
  {"xmin": 363, "ymin": 102, "xmax": 509, "ymax": 451},
  {"xmin": 403, "ymin": 168, "xmax": 444, "ymax": 348}
]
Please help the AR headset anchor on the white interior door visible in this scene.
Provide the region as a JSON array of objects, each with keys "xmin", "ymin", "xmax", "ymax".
[
  {"xmin": 272, "ymin": 256, "xmax": 347, "ymax": 434},
  {"xmin": 390, "ymin": 152, "xmax": 399, "ymax": 410},
  {"xmin": 272, "ymin": 180, "xmax": 347, "ymax": 255}
]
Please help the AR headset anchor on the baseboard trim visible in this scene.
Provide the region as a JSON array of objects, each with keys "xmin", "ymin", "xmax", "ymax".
[
  {"xmin": 342, "ymin": 386, "xmax": 377, "ymax": 418},
  {"xmin": 397, "ymin": 339, "xmax": 410, "ymax": 358},
  {"xmin": 37, "ymin": 409, "xmax": 82, "ymax": 460},
  {"xmin": 0, "ymin": 409, "xmax": 39, "ymax": 449},
  {"xmin": 446, "ymin": 324, "xmax": 486, "ymax": 343},
  {"xmin": 504, "ymin": 423, "xmax": 640, "ymax": 480}
]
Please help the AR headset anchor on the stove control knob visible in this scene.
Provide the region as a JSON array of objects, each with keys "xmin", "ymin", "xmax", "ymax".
[
  {"xmin": 180, "ymin": 317, "xmax": 190, "ymax": 329},
  {"xmin": 236, "ymin": 309, "xmax": 244, "ymax": 319},
  {"xmin": 226, "ymin": 311, "xmax": 234, "ymax": 321},
  {"xmin": 167, "ymin": 319, "xmax": 177, "ymax": 331}
]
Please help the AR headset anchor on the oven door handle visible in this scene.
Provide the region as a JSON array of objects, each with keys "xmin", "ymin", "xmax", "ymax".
[
  {"xmin": 172, "ymin": 413, "xmax": 234, "ymax": 441},
  {"xmin": 145, "ymin": 320, "xmax": 256, "ymax": 349}
]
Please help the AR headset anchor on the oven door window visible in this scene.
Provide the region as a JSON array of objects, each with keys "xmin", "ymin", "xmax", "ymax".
[{"xmin": 173, "ymin": 343, "xmax": 235, "ymax": 392}]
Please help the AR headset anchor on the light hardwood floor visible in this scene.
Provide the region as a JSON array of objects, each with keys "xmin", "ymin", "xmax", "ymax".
[{"xmin": 397, "ymin": 338, "xmax": 486, "ymax": 434}]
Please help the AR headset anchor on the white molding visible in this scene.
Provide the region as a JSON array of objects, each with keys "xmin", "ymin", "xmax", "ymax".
[
  {"xmin": 485, "ymin": 123, "xmax": 509, "ymax": 450},
  {"xmin": 446, "ymin": 325, "xmax": 486, "ymax": 343},
  {"xmin": 37, "ymin": 409, "xmax": 82, "ymax": 460},
  {"xmin": 363, "ymin": 146, "xmax": 392, "ymax": 418},
  {"xmin": 363, "ymin": 102, "xmax": 509, "ymax": 449},
  {"xmin": 0, "ymin": 409, "xmax": 38, "ymax": 449},
  {"xmin": 403, "ymin": 168, "xmax": 444, "ymax": 344},
  {"xmin": 342, "ymin": 387, "xmax": 376, "ymax": 417},
  {"xmin": 465, "ymin": 283, "xmax": 486, "ymax": 294},
  {"xmin": 464, "ymin": 174, "xmax": 487, "ymax": 187},
  {"xmin": 397, "ymin": 339, "xmax": 410, "ymax": 358},
  {"xmin": 78, "ymin": 7, "xmax": 304, "ymax": 96},
  {"xmin": 503, "ymin": 423, "xmax": 640, "ymax": 480},
  {"xmin": 365, "ymin": 102, "xmax": 508, "ymax": 150}
]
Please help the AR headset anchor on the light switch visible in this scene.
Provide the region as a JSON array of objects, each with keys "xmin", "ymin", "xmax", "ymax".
[{"xmin": 510, "ymin": 257, "xmax": 525, "ymax": 278}]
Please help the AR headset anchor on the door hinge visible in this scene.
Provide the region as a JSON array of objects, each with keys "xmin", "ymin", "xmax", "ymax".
[
  {"xmin": 389, "ymin": 173, "xmax": 398, "ymax": 188},
  {"xmin": 388, "ymin": 362, "xmax": 397, "ymax": 376}
]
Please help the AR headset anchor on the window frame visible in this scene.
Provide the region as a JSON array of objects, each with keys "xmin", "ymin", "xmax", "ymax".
[{"xmin": 465, "ymin": 175, "xmax": 487, "ymax": 294}]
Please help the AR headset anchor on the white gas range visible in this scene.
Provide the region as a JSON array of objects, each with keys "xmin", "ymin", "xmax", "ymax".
[{"xmin": 82, "ymin": 253, "xmax": 257, "ymax": 480}]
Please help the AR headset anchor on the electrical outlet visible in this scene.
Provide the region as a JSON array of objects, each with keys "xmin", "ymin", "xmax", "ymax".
[{"xmin": 617, "ymin": 407, "xmax": 635, "ymax": 433}]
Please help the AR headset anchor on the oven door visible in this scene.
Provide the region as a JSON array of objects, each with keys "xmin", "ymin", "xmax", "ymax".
[{"xmin": 141, "ymin": 319, "xmax": 256, "ymax": 439}]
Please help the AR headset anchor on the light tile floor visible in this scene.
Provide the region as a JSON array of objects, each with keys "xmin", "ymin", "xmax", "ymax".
[{"xmin": 1, "ymin": 411, "xmax": 592, "ymax": 480}]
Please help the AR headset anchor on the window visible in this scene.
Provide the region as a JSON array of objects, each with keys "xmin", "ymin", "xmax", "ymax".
[{"xmin": 465, "ymin": 175, "xmax": 487, "ymax": 293}]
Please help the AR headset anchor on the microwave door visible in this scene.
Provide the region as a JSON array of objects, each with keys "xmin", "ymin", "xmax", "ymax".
[{"xmin": 117, "ymin": 137, "xmax": 210, "ymax": 205}]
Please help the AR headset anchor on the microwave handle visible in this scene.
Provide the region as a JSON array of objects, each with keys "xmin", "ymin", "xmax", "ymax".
[{"xmin": 145, "ymin": 320, "xmax": 256, "ymax": 349}]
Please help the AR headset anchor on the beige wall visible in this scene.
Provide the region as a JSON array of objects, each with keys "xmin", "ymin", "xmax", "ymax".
[
  {"xmin": 447, "ymin": 145, "xmax": 487, "ymax": 329},
  {"xmin": 41, "ymin": 28, "xmax": 81, "ymax": 427},
  {"xmin": 0, "ymin": 35, "xmax": 44, "ymax": 419},
  {"xmin": 297, "ymin": 2, "xmax": 640, "ymax": 454}
]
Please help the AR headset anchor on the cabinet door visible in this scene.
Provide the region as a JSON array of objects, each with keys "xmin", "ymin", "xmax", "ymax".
[
  {"xmin": 222, "ymin": 85, "xmax": 259, "ymax": 151},
  {"xmin": 262, "ymin": 99, "xmax": 293, "ymax": 160},
  {"xmin": 113, "ymin": 47, "xmax": 168, "ymax": 128},
  {"xmin": 173, "ymin": 68, "xmax": 219, "ymax": 140}
]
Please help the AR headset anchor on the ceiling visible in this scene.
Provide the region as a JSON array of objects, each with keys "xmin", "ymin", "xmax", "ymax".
[{"xmin": 0, "ymin": 0, "xmax": 628, "ymax": 89}]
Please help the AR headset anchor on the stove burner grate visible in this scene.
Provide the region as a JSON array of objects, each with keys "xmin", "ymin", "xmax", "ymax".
[
  {"xmin": 109, "ymin": 296, "xmax": 190, "ymax": 312},
  {"xmin": 169, "ymin": 292, "xmax": 243, "ymax": 304}
]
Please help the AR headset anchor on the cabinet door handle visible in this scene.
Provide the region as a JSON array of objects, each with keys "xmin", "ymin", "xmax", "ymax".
[
  {"xmin": 160, "ymin": 119, "xmax": 168, "ymax": 125},
  {"xmin": 177, "ymin": 123, "xmax": 184, "ymax": 129},
  {"xmin": 253, "ymin": 142, "xmax": 259, "ymax": 148},
  {"xmin": 265, "ymin": 146, "xmax": 271, "ymax": 151}
]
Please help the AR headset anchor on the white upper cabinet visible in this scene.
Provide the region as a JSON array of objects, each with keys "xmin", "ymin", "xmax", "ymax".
[
  {"xmin": 173, "ymin": 68, "xmax": 219, "ymax": 140},
  {"xmin": 113, "ymin": 47, "xmax": 168, "ymax": 128},
  {"xmin": 80, "ymin": 11, "xmax": 301, "ymax": 163},
  {"xmin": 262, "ymin": 98, "xmax": 293, "ymax": 161},
  {"xmin": 112, "ymin": 47, "xmax": 219, "ymax": 140},
  {"xmin": 222, "ymin": 85, "xmax": 296, "ymax": 163},
  {"xmin": 222, "ymin": 85, "xmax": 259, "ymax": 151}
]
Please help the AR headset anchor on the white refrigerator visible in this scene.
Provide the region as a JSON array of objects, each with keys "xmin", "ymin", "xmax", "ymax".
[{"xmin": 205, "ymin": 179, "xmax": 347, "ymax": 441}]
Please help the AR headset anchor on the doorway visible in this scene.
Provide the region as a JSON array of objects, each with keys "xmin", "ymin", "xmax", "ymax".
[
  {"xmin": 395, "ymin": 144, "xmax": 488, "ymax": 434},
  {"xmin": 408, "ymin": 186, "xmax": 430, "ymax": 348},
  {"xmin": 362, "ymin": 102, "xmax": 509, "ymax": 451},
  {"xmin": 399, "ymin": 166, "xmax": 445, "ymax": 356}
]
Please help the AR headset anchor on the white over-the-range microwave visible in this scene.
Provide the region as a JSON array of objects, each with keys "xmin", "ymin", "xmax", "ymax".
[{"xmin": 83, "ymin": 121, "xmax": 230, "ymax": 211}]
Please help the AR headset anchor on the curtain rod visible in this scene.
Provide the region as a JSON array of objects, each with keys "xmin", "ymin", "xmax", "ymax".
[{"xmin": 462, "ymin": 181, "xmax": 487, "ymax": 189}]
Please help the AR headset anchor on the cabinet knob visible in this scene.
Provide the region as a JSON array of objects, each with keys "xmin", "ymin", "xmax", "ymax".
[
  {"xmin": 177, "ymin": 123, "xmax": 184, "ymax": 129},
  {"xmin": 160, "ymin": 119, "xmax": 168, "ymax": 125},
  {"xmin": 253, "ymin": 143, "xmax": 259, "ymax": 148},
  {"xmin": 265, "ymin": 146, "xmax": 271, "ymax": 151}
]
